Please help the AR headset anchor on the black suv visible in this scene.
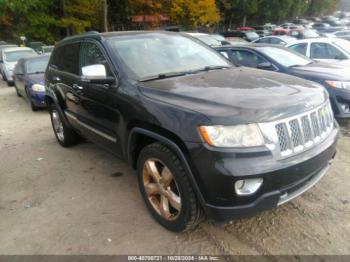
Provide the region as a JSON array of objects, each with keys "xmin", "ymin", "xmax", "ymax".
[{"xmin": 45, "ymin": 31, "xmax": 338, "ymax": 232}]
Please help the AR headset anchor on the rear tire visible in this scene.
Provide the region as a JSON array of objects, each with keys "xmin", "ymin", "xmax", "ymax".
[
  {"xmin": 137, "ymin": 142, "xmax": 203, "ymax": 232},
  {"xmin": 49, "ymin": 103, "xmax": 82, "ymax": 147}
]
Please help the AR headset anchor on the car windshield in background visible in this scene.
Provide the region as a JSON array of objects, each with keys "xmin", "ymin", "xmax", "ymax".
[
  {"xmin": 26, "ymin": 57, "xmax": 49, "ymax": 74},
  {"xmin": 333, "ymin": 39, "xmax": 350, "ymax": 54},
  {"xmin": 4, "ymin": 50, "xmax": 35, "ymax": 62},
  {"xmin": 258, "ymin": 47, "xmax": 312, "ymax": 67},
  {"xmin": 43, "ymin": 46, "xmax": 54, "ymax": 53},
  {"xmin": 108, "ymin": 33, "xmax": 231, "ymax": 80}
]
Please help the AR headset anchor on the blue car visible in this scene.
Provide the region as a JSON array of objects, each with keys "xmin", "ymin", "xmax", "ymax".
[{"xmin": 13, "ymin": 55, "xmax": 49, "ymax": 111}]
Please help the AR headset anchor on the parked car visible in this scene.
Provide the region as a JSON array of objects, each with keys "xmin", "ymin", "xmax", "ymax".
[
  {"xmin": 222, "ymin": 31, "xmax": 260, "ymax": 42},
  {"xmin": 313, "ymin": 23, "xmax": 345, "ymax": 33},
  {"xmin": 27, "ymin": 41, "xmax": 45, "ymax": 53},
  {"xmin": 215, "ymin": 44, "xmax": 350, "ymax": 119},
  {"xmin": 45, "ymin": 31, "xmax": 338, "ymax": 232},
  {"xmin": 252, "ymin": 26, "xmax": 271, "ymax": 37},
  {"xmin": 39, "ymin": 45, "xmax": 54, "ymax": 55},
  {"xmin": 13, "ymin": 55, "xmax": 49, "ymax": 111},
  {"xmin": 331, "ymin": 30, "xmax": 350, "ymax": 41},
  {"xmin": 252, "ymin": 36, "xmax": 297, "ymax": 46},
  {"xmin": 0, "ymin": 41, "xmax": 7, "ymax": 45},
  {"xmin": 272, "ymin": 28, "xmax": 291, "ymax": 36},
  {"xmin": 186, "ymin": 33, "xmax": 230, "ymax": 46},
  {"xmin": 0, "ymin": 47, "xmax": 37, "ymax": 86},
  {"xmin": 286, "ymin": 38, "xmax": 350, "ymax": 66},
  {"xmin": 289, "ymin": 29, "xmax": 320, "ymax": 39},
  {"xmin": 0, "ymin": 44, "xmax": 18, "ymax": 79}
]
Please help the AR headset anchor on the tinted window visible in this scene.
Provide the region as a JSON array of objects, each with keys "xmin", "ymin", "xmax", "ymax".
[
  {"xmin": 231, "ymin": 50, "xmax": 267, "ymax": 68},
  {"xmin": 289, "ymin": 43, "xmax": 308, "ymax": 56},
  {"xmin": 79, "ymin": 42, "xmax": 112, "ymax": 76},
  {"xmin": 310, "ymin": 43, "xmax": 347, "ymax": 59},
  {"xmin": 51, "ymin": 43, "xmax": 80, "ymax": 75}
]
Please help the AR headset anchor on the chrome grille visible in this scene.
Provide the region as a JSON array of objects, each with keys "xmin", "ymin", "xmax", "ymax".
[
  {"xmin": 275, "ymin": 123, "xmax": 289, "ymax": 152},
  {"xmin": 267, "ymin": 102, "xmax": 334, "ymax": 159}
]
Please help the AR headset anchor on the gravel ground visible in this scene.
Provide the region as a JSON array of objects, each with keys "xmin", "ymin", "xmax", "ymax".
[{"xmin": 0, "ymin": 82, "xmax": 350, "ymax": 255}]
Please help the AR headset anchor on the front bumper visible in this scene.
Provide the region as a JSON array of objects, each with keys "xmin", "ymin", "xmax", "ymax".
[
  {"xmin": 185, "ymin": 126, "xmax": 338, "ymax": 222},
  {"xmin": 30, "ymin": 91, "xmax": 46, "ymax": 107}
]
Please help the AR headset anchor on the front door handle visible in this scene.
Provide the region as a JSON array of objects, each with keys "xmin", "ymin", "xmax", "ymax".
[
  {"xmin": 53, "ymin": 76, "xmax": 61, "ymax": 82},
  {"xmin": 72, "ymin": 84, "xmax": 84, "ymax": 90}
]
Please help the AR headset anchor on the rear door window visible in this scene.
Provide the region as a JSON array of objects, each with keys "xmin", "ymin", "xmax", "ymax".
[{"xmin": 310, "ymin": 43, "xmax": 347, "ymax": 59}]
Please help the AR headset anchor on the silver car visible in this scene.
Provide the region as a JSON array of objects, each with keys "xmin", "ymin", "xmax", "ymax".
[{"xmin": 0, "ymin": 47, "xmax": 37, "ymax": 86}]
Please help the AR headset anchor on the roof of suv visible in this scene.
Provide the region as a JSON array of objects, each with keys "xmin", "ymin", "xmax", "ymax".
[{"xmin": 58, "ymin": 31, "xmax": 174, "ymax": 46}]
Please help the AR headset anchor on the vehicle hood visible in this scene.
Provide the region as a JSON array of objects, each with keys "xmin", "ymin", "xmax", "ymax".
[
  {"xmin": 289, "ymin": 61, "xmax": 350, "ymax": 81},
  {"xmin": 138, "ymin": 67, "xmax": 328, "ymax": 125},
  {"xmin": 314, "ymin": 58, "xmax": 350, "ymax": 67},
  {"xmin": 26, "ymin": 73, "xmax": 45, "ymax": 85}
]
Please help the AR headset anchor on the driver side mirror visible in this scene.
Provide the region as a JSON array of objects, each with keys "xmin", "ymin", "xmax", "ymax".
[
  {"xmin": 257, "ymin": 62, "xmax": 275, "ymax": 71},
  {"xmin": 81, "ymin": 64, "xmax": 116, "ymax": 85}
]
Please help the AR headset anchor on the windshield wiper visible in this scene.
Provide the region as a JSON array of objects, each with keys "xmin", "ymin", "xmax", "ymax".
[
  {"xmin": 138, "ymin": 66, "xmax": 231, "ymax": 82},
  {"xmin": 139, "ymin": 71, "xmax": 188, "ymax": 82}
]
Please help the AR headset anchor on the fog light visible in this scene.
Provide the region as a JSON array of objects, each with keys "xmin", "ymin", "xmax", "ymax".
[
  {"xmin": 235, "ymin": 178, "xmax": 263, "ymax": 196},
  {"xmin": 341, "ymin": 104, "xmax": 350, "ymax": 113}
]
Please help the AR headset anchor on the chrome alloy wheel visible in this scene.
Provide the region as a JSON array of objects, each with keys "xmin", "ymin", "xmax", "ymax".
[
  {"xmin": 143, "ymin": 159, "xmax": 182, "ymax": 220},
  {"xmin": 52, "ymin": 110, "xmax": 64, "ymax": 142}
]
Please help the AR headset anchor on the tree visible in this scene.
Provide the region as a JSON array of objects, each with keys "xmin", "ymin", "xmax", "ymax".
[
  {"xmin": 59, "ymin": 0, "xmax": 102, "ymax": 35},
  {"xmin": 170, "ymin": 0, "xmax": 220, "ymax": 29}
]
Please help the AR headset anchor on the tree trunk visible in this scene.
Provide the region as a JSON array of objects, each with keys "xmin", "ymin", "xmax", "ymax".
[
  {"xmin": 242, "ymin": 15, "xmax": 247, "ymax": 27},
  {"xmin": 101, "ymin": 0, "xmax": 108, "ymax": 32}
]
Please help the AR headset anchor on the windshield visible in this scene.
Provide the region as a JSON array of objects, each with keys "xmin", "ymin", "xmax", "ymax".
[
  {"xmin": 258, "ymin": 47, "xmax": 312, "ymax": 67},
  {"xmin": 4, "ymin": 50, "xmax": 36, "ymax": 62},
  {"xmin": 334, "ymin": 39, "xmax": 350, "ymax": 55},
  {"xmin": 26, "ymin": 57, "xmax": 49, "ymax": 74},
  {"xmin": 108, "ymin": 33, "xmax": 231, "ymax": 80}
]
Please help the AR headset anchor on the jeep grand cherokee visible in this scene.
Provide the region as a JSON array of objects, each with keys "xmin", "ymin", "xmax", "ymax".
[{"xmin": 45, "ymin": 31, "xmax": 339, "ymax": 232}]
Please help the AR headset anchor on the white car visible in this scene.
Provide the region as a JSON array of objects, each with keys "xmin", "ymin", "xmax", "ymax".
[
  {"xmin": 286, "ymin": 38, "xmax": 350, "ymax": 66},
  {"xmin": 0, "ymin": 47, "xmax": 37, "ymax": 86}
]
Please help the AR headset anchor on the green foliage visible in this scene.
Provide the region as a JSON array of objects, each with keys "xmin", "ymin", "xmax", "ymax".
[
  {"xmin": 170, "ymin": 0, "xmax": 220, "ymax": 28},
  {"xmin": 0, "ymin": 0, "xmax": 342, "ymax": 43}
]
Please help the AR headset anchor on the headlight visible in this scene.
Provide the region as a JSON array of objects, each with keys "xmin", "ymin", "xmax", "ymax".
[
  {"xmin": 326, "ymin": 81, "xmax": 350, "ymax": 91},
  {"xmin": 32, "ymin": 84, "xmax": 45, "ymax": 92},
  {"xmin": 199, "ymin": 124, "xmax": 265, "ymax": 148}
]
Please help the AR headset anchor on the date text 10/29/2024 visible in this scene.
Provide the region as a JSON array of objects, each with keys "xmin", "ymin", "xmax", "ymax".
[{"xmin": 128, "ymin": 256, "xmax": 220, "ymax": 261}]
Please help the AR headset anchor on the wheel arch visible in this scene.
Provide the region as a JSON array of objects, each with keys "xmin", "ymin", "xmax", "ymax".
[{"xmin": 127, "ymin": 125, "xmax": 206, "ymax": 207}]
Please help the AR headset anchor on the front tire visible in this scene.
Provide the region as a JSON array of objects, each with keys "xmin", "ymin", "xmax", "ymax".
[
  {"xmin": 14, "ymin": 85, "xmax": 21, "ymax": 97},
  {"xmin": 137, "ymin": 143, "xmax": 202, "ymax": 232},
  {"xmin": 49, "ymin": 103, "xmax": 82, "ymax": 147}
]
